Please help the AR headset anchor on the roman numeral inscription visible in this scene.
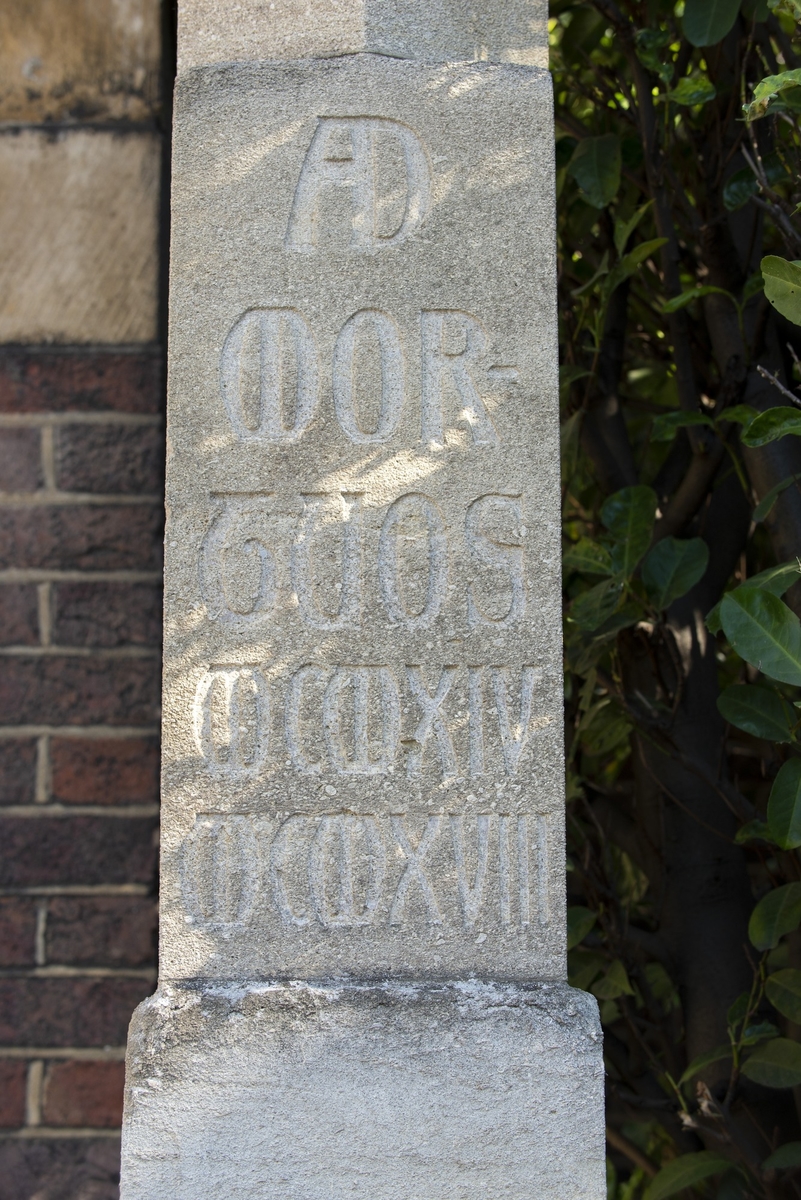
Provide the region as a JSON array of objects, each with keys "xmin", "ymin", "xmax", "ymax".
[
  {"xmin": 192, "ymin": 663, "xmax": 546, "ymax": 779},
  {"xmin": 180, "ymin": 810, "xmax": 550, "ymax": 934}
]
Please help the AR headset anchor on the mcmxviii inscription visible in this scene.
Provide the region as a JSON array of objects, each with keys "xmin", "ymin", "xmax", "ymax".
[{"xmin": 180, "ymin": 810, "xmax": 550, "ymax": 933}]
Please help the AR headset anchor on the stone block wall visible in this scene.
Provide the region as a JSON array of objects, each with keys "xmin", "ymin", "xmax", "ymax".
[{"xmin": 0, "ymin": 4, "xmax": 168, "ymax": 1197}]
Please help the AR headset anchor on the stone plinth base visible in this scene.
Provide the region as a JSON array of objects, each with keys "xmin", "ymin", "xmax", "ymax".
[{"xmin": 120, "ymin": 980, "xmax": 605, "ymax": 1199}]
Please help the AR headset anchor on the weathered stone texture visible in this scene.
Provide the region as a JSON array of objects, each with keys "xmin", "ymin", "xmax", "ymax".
[
  {"xmin": 178, "ymin": 0, "xmax": 548, "ymax": 71},
  {"xmin": 122, "ymin": 981, "xmax": 605, "ymax": 1200},
  {"xmin": 0, "ymin": 0, "xmax": 162, "ymax": 124},
  {"xmin": 160, "ymin": 54, "xmax": 563, "ymax": 984},
  {"xmin": 0, "ymin": 130, "xmax": 160, "ymax": 344}
]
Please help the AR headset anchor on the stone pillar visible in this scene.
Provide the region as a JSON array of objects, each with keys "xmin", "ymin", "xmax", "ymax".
[{"xmin": 120, "ymin": 2, "xmax": 605, "ymax": 1195}]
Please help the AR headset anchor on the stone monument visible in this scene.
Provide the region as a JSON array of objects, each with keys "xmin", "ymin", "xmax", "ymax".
[{"xmin": 120, "ymin": 2, "xmax": 606, "ymax": 1195}]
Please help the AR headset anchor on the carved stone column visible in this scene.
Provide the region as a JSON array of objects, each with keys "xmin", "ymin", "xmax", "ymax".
[{"xmin": 120, "ymin": 3, "xmax": 605, "ymax": 1195}]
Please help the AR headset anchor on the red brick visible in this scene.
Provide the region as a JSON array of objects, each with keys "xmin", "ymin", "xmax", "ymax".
[
  {"xmin": 51, "ymin": 737, "xmax": 159, "ymax": 805},
  {"xmin": 0, "ymin": 816, "xmax": 157, "ymax": 887},
  {"xmin": 0, "ymin": 740, "xmax": 36, "ymax": 806},
  {"xmin": 0, "ymin": 428, "xmax": 42, "ymax": 492},
  {"xmin": 56, "ymin": 425, "xmax": 164, "ymax": 495},
  {"xmin": 0, "ymin": 977, "xmax": 152, "ymax": 1046},
  {"xmin": 0, "ymin": 1138, "xmax": 121, "ymax": 1200},
  {"xmin": 53, "ymin": 583, "xmax": 161, "ymax": 648},
  {"xmin": 0, "ymin": 898, "xmax": 37, "ymax": 967},
  {"xmin": 0, "ymin": 1061, "xmax": 26, "ymax": 1129},
  {"xmin": 0, "ymin": 657, "xmax": 160, "ymax": 726},
  {"xmin": 0, "ymin": 348, "xmax": 163, "ymax": 414},
  {"xmin": 47, "ymin": 896, "xmax": 157, "ymax": 967},
  {"xmin": 42, "ymin": 1061, "xmax": 125, "ymax": 1128},
  {"xmin": 0, "ymin": 585, "xmax": 39, "ymax": 645},
  {"xmin": 0, "ymin": 504, "xmax": 163, "ymax": 571}
]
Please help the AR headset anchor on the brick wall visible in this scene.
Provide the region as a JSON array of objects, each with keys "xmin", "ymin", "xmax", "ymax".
[{"xmin": 0, "ymin": 5, "xmax": 168, "ymax": 1197}]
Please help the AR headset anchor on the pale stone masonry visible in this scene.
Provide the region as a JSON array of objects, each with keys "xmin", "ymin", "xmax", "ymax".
[{"xmin": 121, "ymin": 2, "xmax": 605, "ymax": 1195}]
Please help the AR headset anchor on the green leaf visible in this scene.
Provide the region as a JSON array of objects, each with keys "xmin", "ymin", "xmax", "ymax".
[
  {"xmin": 563, "ymin": 538, "xmax": 614, "ymax": 577},
  {"xmin": 601, "ymin": 486, "xmax": 658, "ymax": 576},
  {"xmin": 651, "ymin": 410, "xmax": 715, "ymax": 441},
  {"xmin": 706, "ymin": 599, "xmax": 723, "ymax": 635},
  {"xmin": 728, "ymin": 992, "xmax": 751, "ymax": 1026},
  {"xmin": 665, "ymin": 74, "xmax": 717, "ymax": 105},
  {"xmin": 570, "ymin": 578, "xmax": 625, "ymax": 631},
  {"xmin": 567, "ymin": 135, "xmax": 621, "ymax": 209},
  {"xmin": 742, "ymin": 1020, "xmax": 779, "ymax": 1045},
  {"xmin": 749, "ymin": 883, "xmax": 801, "ymax": 950},
  {"xmin": 735, "ymin": 818, "xmax": 774, "ymax": 844},
  {"xmin": 741, "ymin": 1038, "xmax": 801, "ymax": 1087},
  {"xmin": 635, "ymin": 28, "xmax": 672, "ymax": 76},
  {"xmin": 745, "ymin": 69, "xmax": 801, "ymax": 120},
  {"xmin": 604, "ymin": 239, "xmax": 668, "ymax": 300},
  {"xmin": 679, "ymin": 1045, "xmax": 733, "ymax": 1085},
  {"xmin": 568, "ymin": 947, "xmax": 606, "ymax": 991},
  {"xmin": 768, "ymin": 759, "xmax": 801, "ymax": 849},
  {"xmin": 614, "ymin": 201, "xmax": 653, "ymax": 258},
  {"xmin": 743, "ymin": 273, "xmax": 765, "ymax": 302},
  {"xmin": 760, "ymin": 256, "xmax": 801, "ymax": 326},
  {"xmin": 662, "ymin": 284, "xmax": 733, "ymax": 314},
  {"xmin": 683, "ymin": 0, "xmax": 741, "ymax": 45},
  {"xmin": 717, "ymin": 684, "xmax": 794, "ymax": 742},
  {"xmin": 644, "ymin": 1151, "xmax": 731, "ymax": 1200},
  {"xmin": 754, "ymin": 474, "xmax": 801, "ymax": 522},
  {"xmin": 723, "ymin": 168, "xmax": 759, "ymax": 212},
  {"xmin": 742, "ymin": 561, "xmax": 801, "ymax": 597},
  {"xmin": 742, "ymin": 406, "xmax": 801, "ymax": 447},
  {"xmin": 720, "ymin": 403, "xmax": 758, "ymax": 427},
  {"xmin": 592, "ymin": 958, "xmax": 635, "ymax": 999},
  {"xmin": 641, "ymin": 537, "xmax": 709, "ymax": 609},
  {"xmin": 720, "ymin": 587, "xmax": 801, "ymax": 686},
  {"xmin": 764, "ymin": 1142, "xmax": 801, "ymax": 1169},
  {"xmin": 567, "ymin": 905, "xmax": 597, "ymax": 950},
  {"xmin": 571, "ymin": 250, "xmax": 610, "ymax": 297},
  {"xmin": 766, "ymin": 969, "xmax": 801, "ymax": 1023}
]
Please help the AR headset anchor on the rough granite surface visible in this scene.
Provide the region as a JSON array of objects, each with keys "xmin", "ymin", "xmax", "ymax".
[{"xmin": 122, "ymin": 981, "xmax": 606, "ymax": 1199}]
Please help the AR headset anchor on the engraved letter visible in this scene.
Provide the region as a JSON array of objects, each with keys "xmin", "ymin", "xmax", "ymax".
[
  {"xmin": 406, "ymin": 665, "xmax": 457, "ymax": 779},
  {"xmin": 468, "ymin": 665, "xmax": 485, "ymax": 778},
  {"xmin": 200, "ymin": 494, "xmax": 277, "ymax": 622},
  {"xmin": 450, "ymin": 814, "xmax": 491, "ymax": 927},
  {"xmin": 193, "ymin": 666, "xmax": 270, "ymax": 777},
  {"xmin": 421, "ymin": 311, "xmax": 499, "ymax": 447},
  {"xmin": 181, "ymin": 813, "xmax": 258, "ymax": 928},
  {"xmin": 285, "ymin": 665, "xmax": 327, "ymax": 773},
  {"xmin": 378, "ymin": 493, "xmax": 448, "ymax": 629},
  {"xmin": 308, "ymin": 814, "xmax": 387, "ymax": 927},
  {"xmin": 490, "ymin": 665, "xmax": 540, "ymax": 774},
  {"xmin": 286, "ymin": 117, "xmax": 431, "ymax": 251},
  {"xmin": 389, "ymin": 815, "xmax": 442, "ymax": 924},
  {"xmin": 220, "ymin": 308, "xmax": 319, "ymax": 442},
  {"xmin": 270, "ymin": 815, "xmax": 313, "ymax": 926},
  {"xmin": 466, "ymin": 495, "xmax": 526, "ymax": 628},
  {"xmin": 332, "ymin": 310, "xmax": 404, "ymax": 443},
  {"xmin": 323, "ymin": 666, "xmax": 401, "ymax": 774},
  {"xmin": 291, "ymin": 493, "xmax": 362, "ymax": 630}
]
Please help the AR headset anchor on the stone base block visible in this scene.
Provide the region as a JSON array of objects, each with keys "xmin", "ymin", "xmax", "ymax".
[{"xmin": 120, "ymin": 980, "xmax": 605, "ymax": 1199}]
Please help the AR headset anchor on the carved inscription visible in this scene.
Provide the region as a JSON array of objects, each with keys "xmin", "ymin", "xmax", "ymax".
[
  {"xmin": 195, "ymin": 663, "xmax": 545, "ymax": 778},
  {"xmin": 200, "ymin": 491, "xmax": 526, "ymax": 629},
  {"xmin": 193, "ymin": 666, "xmax": 270, "ymax": 776},
  {"xmin": 219, "ymin": 308, "xmax": 516, "ymax": 446},
  {"xmin": 181, "ymin": 811, "xmax": 551, "ymax": 933},
  {"xmin": 220, "ymin": 308, "xmax": 318, "ymax": 443},
  {"xmin": 286, "ymin": 117, "xmax": 431, "ymax": 251}
]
